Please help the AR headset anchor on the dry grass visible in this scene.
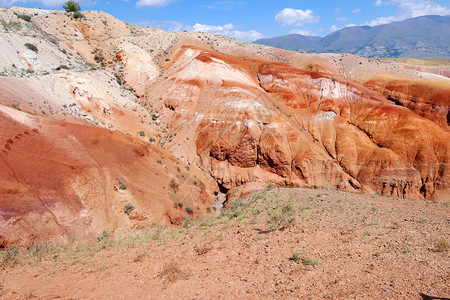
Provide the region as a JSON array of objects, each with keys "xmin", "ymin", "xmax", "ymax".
[
  {"xmin": 432, "ymin": 239, "xmax": 449, "ymax": 252},
  {"xmin": 157, "ymin": 262, "xmax": 190, "ymax": 283}
]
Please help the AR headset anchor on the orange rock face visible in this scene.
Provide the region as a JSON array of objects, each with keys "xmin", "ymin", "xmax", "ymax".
[
  {"xmin": 0, "ymin": 105, "xmax": 215, "ymax": 247},
  {"xmin": 364, "ymin": 76, "xmax": 450, "ymax": 131},
  {"xmin": 140, "ymin": 45, "xmax": 449, "ymax": 201}
]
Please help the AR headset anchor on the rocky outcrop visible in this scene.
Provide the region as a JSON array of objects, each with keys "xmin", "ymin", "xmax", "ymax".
[{"xmin": 143, "ymin": 47, "xmax": 449, "ymax": 201}]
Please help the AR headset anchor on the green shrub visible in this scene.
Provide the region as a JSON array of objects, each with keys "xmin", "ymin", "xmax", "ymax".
[
  {"xmin": 73, "ymin": 11, "xmax": 84, "ymax": 19},
  {"xmin": 157, "ymin": 160, "xmax": 162, "ymax": 164},
  {"xmin": 17, "ymin": 14, "xmax": 31, "ymax": 22},
  {"xmin": 289, "ymin": 252, "xmax": 321, "ymax": 266},
  {"xmin": 96, "ymin": 230, "xmax": 109, "ymax": 242},
  {"xmin": 124, "ymin": 203, "xmax": 135, "ymax": 214},
  {"xmin": 63, "ymin": 0, "xmax": 81, "ymax": 12},
  {"xmin": 1, "ymin": 20, "xmax": 22, "ymax": 31},
  {"xmin": 185, "ymin": 206, "xmax": 194, "ymax": 214},
  {"xmin": 267, "ymin": 203, "xmax": 296, "ymax": 230},
  {"xmin": 116, "ymin": 177, "xmax": 127, "ymax": 190},
  {"xmin": 24, "ymin": 43, "xmax": 38, "ymax": 52},
  {"xmin": 174, "ymin": 201, "xmax": 183, "ymax": 208},
  {"xmin": 138, "ymin": 131, "xmax": 145, "ymax": 137}
]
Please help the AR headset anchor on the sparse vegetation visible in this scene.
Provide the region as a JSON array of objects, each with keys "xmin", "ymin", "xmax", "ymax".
[
  {"xmin": 124, "ymin": 203, "xmax": 135, "ymax": 214},
  {"xmin": 156, "ymin": 160, "xmax": 162, "ymax": 164},
  {"xmin": 267, "ymin": 202, "xmax": 296, "ymax": 231},
  {"xmin": 96, "ymin": 230, "xmax": 109, "ymax": 243},
  {"xmin": 24, "ymin": 43, "xmax": 38, "ymax": 52},
  {"xmin": 433, "ymin": 239, "xmax": 449, "ymax": 252},
  {"xmin": 158, "ymin": 262, "xmax": 190, "ymax": 283},
  {"xmin": 1, "ymin": 19, "xmax": 22, "ymax": 31},
  {"xmin": 0, "ymin": 245, "xmax": 19, "ymax": 268},
  {"xmin": 72, "ymin": 11, "xmax": 84, "ymax": 19},
  {"xmin": 290, "ymin": 251, "xmax": 321, "ymax": 266},
  {"xmin": 116, "ymin": 177, "xmax": 127, "ymax": 190},
  {"xmin": 17, "ymin": 14, "xmax": 31, "ymax": 22},
  {"xmin": 185, "ymin": 206, "xmax": 194, "ymax": 214},
  {"xmin": 138, "ymin": 131, "xmax": 145, "ymax": 137}
]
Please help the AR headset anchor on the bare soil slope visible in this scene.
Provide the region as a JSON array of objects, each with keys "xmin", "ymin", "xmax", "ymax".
[
  {"xmin": 0, "ymin": 104, "xmax": 215, "ymax": 247},
  {"xmin": 1, "ymin": 188, "xmax": 448, "ymax": 299}
]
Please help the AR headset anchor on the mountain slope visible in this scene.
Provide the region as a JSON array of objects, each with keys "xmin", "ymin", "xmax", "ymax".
[{"xmin": 254, "ymin": 15, "xmax": 450, "ymax": 58}]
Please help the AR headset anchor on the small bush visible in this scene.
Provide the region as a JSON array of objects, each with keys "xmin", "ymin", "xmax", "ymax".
[
  {"xmin": 17, "ymin": 14, "xmax": 31, "ymax": 22},
  {"xmin": 289, "ymin": 252, "xmax": 321, "ymax": 266},
  {"xmin": 124, "ymin": 203, "xmax": 135, "ymax": 214},
  {"xmin": 165, "ymin": 58, "xmax": 171, "ymax": 61},
  {"xmin": 116, "ymin": 177, "xmax": 127, "ymax": 190},
  {"xmin": 301, "ymin": 257, "xmax": 321, "ymax": 266},
  {"xmin": 149, "ymin": 137, "xmax": 155, "ymax": 142},
  {"xmin": 174, "ymin": 201, "xmax": 183, "ymax": 208},
  {"xmin": 0, "ymin": 245, "xmax": 20, "ymax": 267},
  {"xmin": 185, "ymin": 206, "xmax": 194, "ymax": 214},
  {"xmin": 138, "ymin": 131, "xmax": 145, "ymax": 137},
  {"xmin": 267, "ymin": 203, "xmax": 296, "ymax": 230},
  {"xmin": 156, "ymin": 160, "xmax": 162, "ymax": 164},
  {"xmin": 24, "ymin": 43, "xmax": 38, "ymax": 52},
  {"xmin": 72, "ymin": 12, "xmax": 84, "ymax": 19},
  {"xmin": 96, "ymin": 230, "xmax": 109, "ymax": 242}
]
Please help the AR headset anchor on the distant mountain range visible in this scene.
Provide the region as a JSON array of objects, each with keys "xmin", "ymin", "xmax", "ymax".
[{"xmin": 254, "ymin": 15, "xmax": 450, "ymax": 58}]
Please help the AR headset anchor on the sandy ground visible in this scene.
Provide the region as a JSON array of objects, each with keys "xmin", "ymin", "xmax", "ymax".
[{"xmin": 1, "ymin": 187, "xmax": 448, "ymax": 299}]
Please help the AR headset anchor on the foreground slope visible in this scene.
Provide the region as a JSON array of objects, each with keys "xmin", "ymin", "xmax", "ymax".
[
  {"xmin": 1, "ymin": 188, "xmax": 449, "ymax": 299},
  {"xmin": 0, "ymin": 105, "xmax": 215, "ymax": 247}
]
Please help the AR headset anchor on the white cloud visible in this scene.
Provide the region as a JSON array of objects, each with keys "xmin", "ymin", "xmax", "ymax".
[
  {"xmin": 366, "ymin": 0, "xmax": 450, "ymax": 26},
  {"xmin": 290, "ymin": 29, "xmax": 316, "ymax": 36},
  {"xmin": 229, "ymin": 29, "xmax": 263, "ymax": 41},
  {"xmin": 373, "ymin": 0, "xmax": 383, "ymax": 6},
  {"xmin": 330, "ymin": 25, "xmax": 339, "ymax": 32},
  {"xmin": 330, "ymin": 23, "xmax": 358, "ymax": 33},
  {"xmin": 199, "ymin": 1, "xmax": 240, "ymax": 10},
  {"xmin": 134, "ymin": 20, "xmax": 262, "ymax": 42},
  {"xmin": 275, "ymin": 8, "xmax": 320, "ymax": 26},
  {"xmin": 192, "ymin": 23, "xmax": 263, "ymax": 41},
  {"xmin": 352, "ymin": 8, "xmax": 362, "ymax": 13},
  {"xmin": 136, "ymin": 0, "xmax": 175, "ymax": 8},
  {"xmin": 336, "ymin": 17, "xmax": 348, "ymax": 21}
]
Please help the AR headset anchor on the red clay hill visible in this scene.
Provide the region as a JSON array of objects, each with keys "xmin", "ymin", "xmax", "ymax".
[{"xmin": 0, "ymin": 7, "xmax": 448, "ymax": 246}]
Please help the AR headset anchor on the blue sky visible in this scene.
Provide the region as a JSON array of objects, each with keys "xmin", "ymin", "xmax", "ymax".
[{"xmin": 2, "ymin": 0, "xmax": 450, "ymax": 41}]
